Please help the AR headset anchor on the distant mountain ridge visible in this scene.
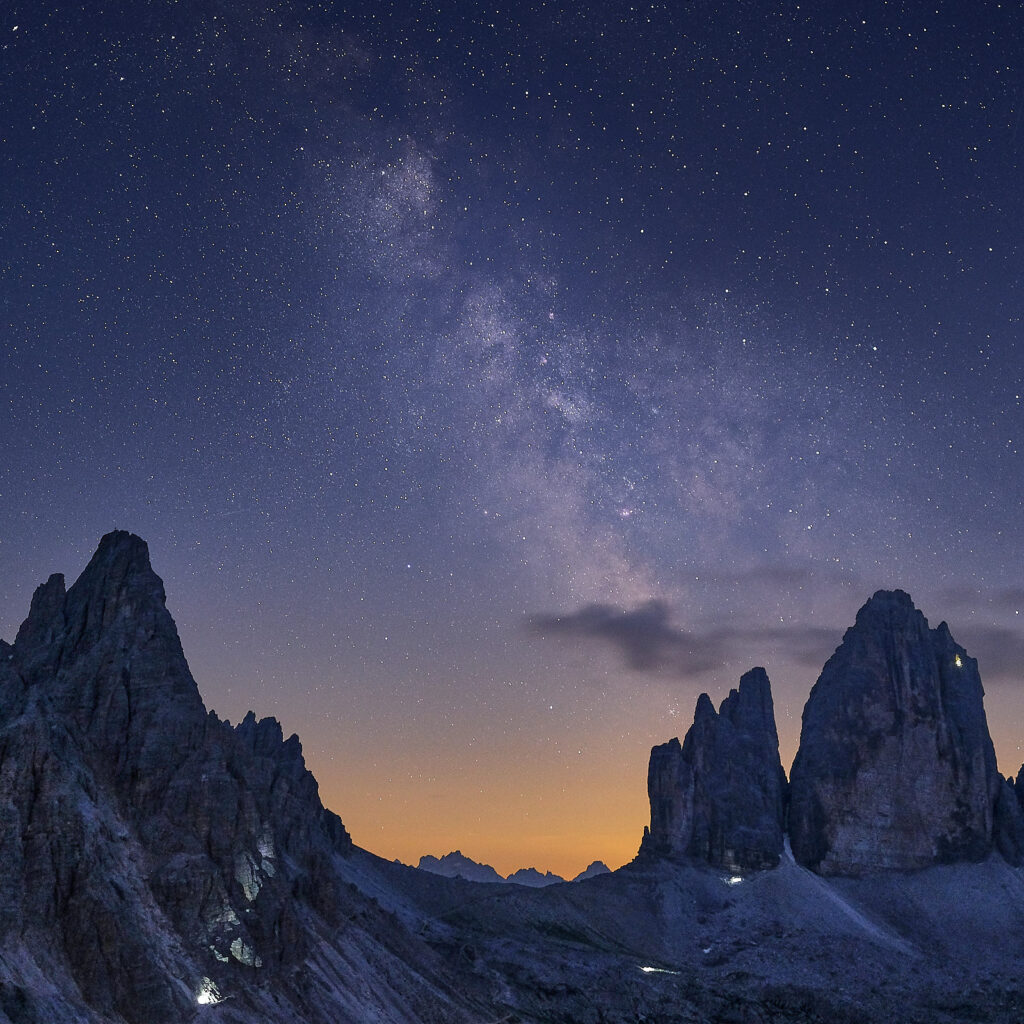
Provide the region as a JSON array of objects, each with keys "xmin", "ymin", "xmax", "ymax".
[
  {"xmin": 4, "ymin": 533, "xmax": 1024, "ymax": 1022},
  {"xmin": 416, "ymin": 851, "xmax": 611, "ymax": 885},
  {"xmin": 416, "ymin": 850, "xmax": 506, "ymax": 883}
]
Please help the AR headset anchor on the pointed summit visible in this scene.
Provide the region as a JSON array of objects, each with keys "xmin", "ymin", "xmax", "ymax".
[
  {"xmin": 93, "ymin": 528, "xmax": 153, "ymax": 567},
  {"xmin": 789, "ymin": 590, "xmax": 1001, "ymax": 875},
  {"xmin": 854, "ymin": 587, "xmax": 916, "ymax": 619},
  {"xmin": 641, "ymin": 667, "xmax": 787, "ymax": 871},
  {"xmin": 10, "ymin": 532, "xmax": 207, "ymax": 799},
  {"xmin": 62, "ymin": 531, "xmax": 166, "ymax": 651}
]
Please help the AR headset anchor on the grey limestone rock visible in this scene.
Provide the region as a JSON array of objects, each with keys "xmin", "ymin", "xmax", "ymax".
[
  {"xmin": 0, "ymin": 531, "xmax": 355, "ymax": 1022},
  {"xmin": 993, "ymin": 774, "xmax": 1024, "ymax": 865},
  {"xmin": 641, "ymin": 667, "xmax": 787, "ymax": 871},
  {"xmin": 9, "ymin": 539, "xmax": 1024, "ymax": 1024},
  {"xmin": 13, "ymin": 572, "xmax": 66, "ymax": 664},
  {"xmin": 788, "ymin": 589, "xmax": 1002, "ymax": 875},
  {"xmin": 992, "ymin": 764, "xmax": 1024, "ymax": 865}
]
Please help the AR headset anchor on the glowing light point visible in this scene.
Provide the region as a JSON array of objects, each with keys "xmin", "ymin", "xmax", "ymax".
[
  {"xmin": 955, "ymin": 654, "xmax": 963, "ymax": 668},
  {"xmin": 196, "ymin": 978, "xmax": 222, "ymax": 1005},
  {"xmin": 724, "ymin": 875, "xmax": 744, "ymax": 886}
]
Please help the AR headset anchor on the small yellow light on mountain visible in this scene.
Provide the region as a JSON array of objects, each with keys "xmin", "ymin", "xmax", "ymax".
[{"xmin": 955, "ymin": 654, "xmax": 963, "ymax": 668}]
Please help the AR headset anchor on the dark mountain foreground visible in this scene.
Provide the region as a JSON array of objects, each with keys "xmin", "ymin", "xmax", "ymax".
[{"xmin": 1, "ymin": 533, "xmax": 1024, "ymax": 1023}]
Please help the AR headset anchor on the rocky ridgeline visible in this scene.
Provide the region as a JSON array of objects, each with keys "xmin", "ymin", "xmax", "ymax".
[
  {"xmin": 0, "ymin": 532, "xmax": 356, "ymax": 1022},
  {"xmin": 643, "ymin": 589, "xmax": 1024, "ymax": 877},
  {"xmin": 417, "ymin": 850, "xmax": 507, "ymax": 883},
  {"xmin": 416, "ymin": 850, "xmax": 610, "ymax": 885}
]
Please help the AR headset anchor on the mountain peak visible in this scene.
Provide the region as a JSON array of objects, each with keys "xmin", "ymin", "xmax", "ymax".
[
  {"xmin": 95, "ymin": 528, "xmax": 152, "ymax": 567},
  {"xmin": 866, "ymin": 587, "xmax": 914, "ymax": 606},
  {"xmin": 789, "ymin": 591, "xmax": 999, "ymax": 875},
  {"xmin": 719, "ymin": 666, "xmax": 779, "ymax": 743},
  {"xmin": 692, "ymin": 691, "xmax": 716, "ymax": 722},
  {"xmin": 737, "ymin": 664, "xmax": 771, "ymax": 696},
  {"xmin": 571, "ymin": 860, "xmax": 611, "ymax": 882},
  {"xmin": 67, "ymin": 530, "xmax": 161, "ymax": 620},
  {"xmin": 12, "ymin": 533, "xmax": 165, "ymax": 676},
  {"xmin": 10, "ymin": 532, "xmax": 207, "ymax": 799},
  {"xmin": 417, "ymin": 851, "xmax": 505, "ymax": 883},
  {"xmin": 853, "ymin": 588, "xmax": 922, "ymax": 628},
  {"xmin": 0, "ymin": 533, "xmax": 354, "ymax": 1021}
]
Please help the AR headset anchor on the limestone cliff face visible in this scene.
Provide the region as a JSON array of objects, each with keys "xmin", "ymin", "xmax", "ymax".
[
  {"xmin": 993, "ymin": 775, "xmax": 1024, "ymax": 865},
  {"xmin": 642, "ymin": 667, "xmax": 787, "ymax": 871},
  {"xmin": 788, "ymin": 590, "xmax": 1001, "ymax": 876},
  {"xmin": 0, "ymin": 532, "xmax": 352, "ymax": 1023},
  {"xmin": 992, "ymin": 765, "xmax": 1024, "ymax": 866}
]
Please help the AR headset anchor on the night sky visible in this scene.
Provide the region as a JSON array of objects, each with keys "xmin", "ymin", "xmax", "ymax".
[{"xmin": 3, "ymin": 1, "xmax": 1024, "ymax": 878}]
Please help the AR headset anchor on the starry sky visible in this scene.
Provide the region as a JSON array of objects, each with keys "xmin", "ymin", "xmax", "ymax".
[{"xmin": 3, "ymin": 0, "xmax": 1024, "ymax": 878}]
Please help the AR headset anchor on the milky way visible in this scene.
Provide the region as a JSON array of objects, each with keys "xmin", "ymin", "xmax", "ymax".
[{"xmin": 3, "ymin": 1, "xmax": 1023, "ymax": 875}]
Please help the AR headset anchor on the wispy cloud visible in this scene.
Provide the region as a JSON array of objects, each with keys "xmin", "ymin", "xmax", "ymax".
[
  {"xmin": 528, "ymin": 599, "xmax": 725, "ymax": 674},
  {"xmin": 528, "ymin": 599, "xmax": 842, "ymax": 677},
  {"xmin": 993, "ymin": 589, "xmax": 1024, "ymax": 612}
]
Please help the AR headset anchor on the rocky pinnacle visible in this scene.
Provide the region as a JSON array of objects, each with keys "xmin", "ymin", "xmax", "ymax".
[
  {"xmin": 788, "ymin": 589, "xmax": 1002, "ymax": 875},
  {"xmin": 642, "ymin": 667, "xmax": 787, "ymax": 871}
]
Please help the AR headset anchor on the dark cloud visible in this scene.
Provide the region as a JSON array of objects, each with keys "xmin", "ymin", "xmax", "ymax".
[
  {"xmin": 528, "ymin": 601, "xmax": 843, "ymax": 677},
  {"xmin": 993, "ymin": 589, "xmax": 1024, "ymax": 612},
  {"xmin": 932, "ymin": 586, "xmax": 1024, "ymax": 619},
  {"xmin": 730, "ymin": 564, "xmax": 818, "ymax": 588},
  {"xmin": 688, "ymin": 561, "xmax": 862, "ymax": 593},
  {"xmin": 528, "ymin": 600, "xmax": 727, "ymax": 674}
]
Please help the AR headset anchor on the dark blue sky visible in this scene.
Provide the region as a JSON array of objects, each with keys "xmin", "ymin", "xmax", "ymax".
[{"xmin": 3, "ymin": 0, "xmax": 1023, "ymax": 874}]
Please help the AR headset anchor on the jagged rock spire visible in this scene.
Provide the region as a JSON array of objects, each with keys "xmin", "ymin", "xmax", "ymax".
[{"xmin": 642, "ymin": 667, "xmax": 787, "ymax": 871}]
